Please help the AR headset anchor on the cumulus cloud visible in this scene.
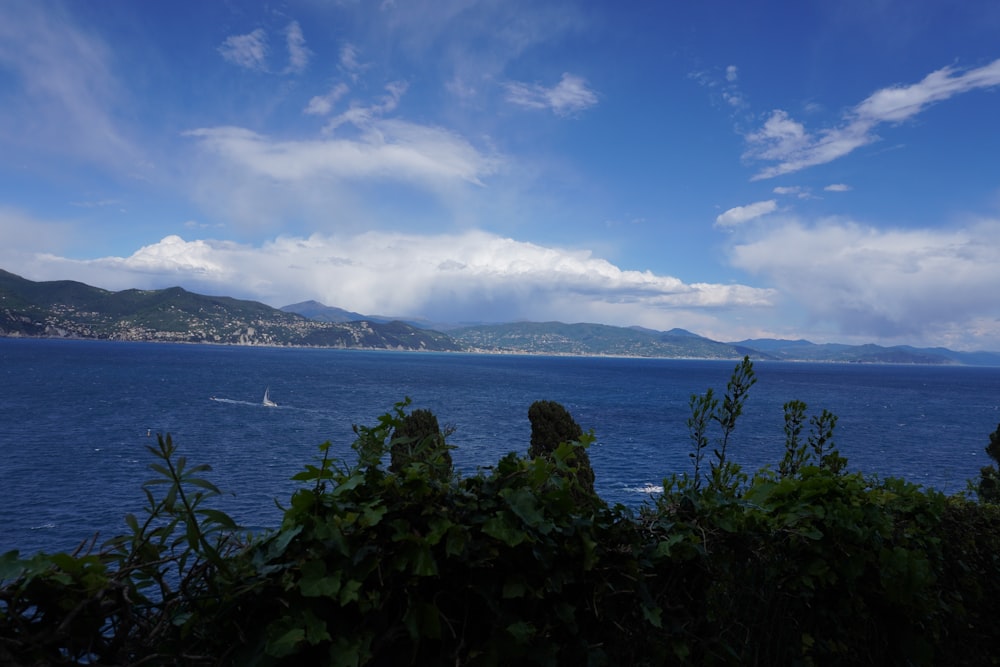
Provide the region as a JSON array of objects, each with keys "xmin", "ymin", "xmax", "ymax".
[
  {"xmin": 728, "ymin": 217, "xmax": 1000, "ymax": 348},
  {"xmin": 504, "ymin": 73, "xmax": 599, "ymax": 116},
  {"xmin": 824, "ymin": 183, "xmax": 851, "ymax": 192},
  {"xmin": 13, "ymin": 231, "xmax": 776, "ymax": 329},
  {"xmin": 218, "ymin": 28, "xmax": 269, "ymax": 71},
  {"xmin": 715, "ymin": 200, "xmax": 777, "ymax": 227},
  {"xmin": 745, "ymin": 59, "xmax": 1000, "ymax": 179}
]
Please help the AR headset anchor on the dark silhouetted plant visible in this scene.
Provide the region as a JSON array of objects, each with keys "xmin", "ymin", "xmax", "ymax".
[
  {"xmin": 389, "ymin": 407, "xmax": 454, "ymax": 480},
  {"xmin": 680, "ymin": 356, "xmax": 756, "ymax": 493},
  {"xmin": 527, "ymin": 400, "xmax": 596, "ymax": 494},
  {"xmin": 780, "ymin": 400, "xmax": 844, "ymax": 477},
  {"xmin": 977, "ymin": 422, "xmax": 1000, "ymax": 502}
]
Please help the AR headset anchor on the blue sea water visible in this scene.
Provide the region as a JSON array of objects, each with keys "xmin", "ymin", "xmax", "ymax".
[{"xmin": 2, "ymin": 338, "xmax": 999, "ymax": 556}]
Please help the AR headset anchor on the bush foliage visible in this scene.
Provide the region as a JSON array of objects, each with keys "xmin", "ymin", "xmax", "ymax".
[{"xmin": 3, "ymin": 358, "xmax": 1000, "ymax": 665}]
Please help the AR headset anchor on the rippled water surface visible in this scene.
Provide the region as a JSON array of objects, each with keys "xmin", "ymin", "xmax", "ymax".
[{"xmin": 3, "ymin": 338, "xmax": 999, "ymax": 555}]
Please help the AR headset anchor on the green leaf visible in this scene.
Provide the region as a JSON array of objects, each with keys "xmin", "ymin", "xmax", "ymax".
[
  {"xmin": 300, "ymin": 561, "xmax": 342, "ymax": 598},
  {"xmin": 425, "ymin": 516, "xmax": 454, "ymax": 546},
  {"xmin": 146, "ymin": 463, "xmax": 172, "ymax": 480},
  {"xmin": 641, "ymin": 602, "xmax": 663, "ymax": 629},
  {"xmin": 506, "ymin": 621, "xmax": 536, "ymax": 644},
  {"xmin": 339, "ymin": 578, "xmax": 363, "ymax": 605},
  {"xmin": 654, "ymin": 533, "xmax": 685, "ymax": 558},
  {"xmin": 409, "ymin": 544, "xmax": 438, "ymax": 577},
  {"xmin": 265, "ymin": 525, "xmax": 303, "ymax": 560},
  {"xmin": 501, "ymin": 487, "xmax": 547, "ymax": 530},
  {"xmin": 328, "ymin": 636, "xmax": 367, "ymax": 667},
  {"xmin": 483, "ymin": 514, "xmax": 527, "ymax": 547},
  {"xmin": 267, "ymin": 627, "xmax": 305, "ymax": 657},
  {"xmin": 361, "ymin": 503, "xmax": 387, "ymax": 527},
  {"xmin": 291, "ymin": 464, "xmax": 322, "ymax": 481},
  {"xmin": 0, "ymin": 550, "xmax": 25, "ymax": 581},
  {"xmin": 188, "ymin": 477, "xmax": 222, "ymax": 494},
  {"xmin": 503, "ymin": 575, "xmax": 527, "ymax": 598},
  {"xmin": 404, "ymin": 600, "xmax": 442, "ymax": 640},
  {"xmin": 196, "ymin": 508, "xmax": 239, "ymax": 530},
  {"xmin": 302, "ymin": 610, "xmax": 332, "ymax": 645},
  {"xmin": 444, "ymin": 526, "xmax": 468, "ymax": 556}
]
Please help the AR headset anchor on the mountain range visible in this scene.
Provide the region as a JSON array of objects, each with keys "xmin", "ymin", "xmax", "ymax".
[{"xmin": 3, "ymin": 269, "xmax": 999, "ymax": 366}]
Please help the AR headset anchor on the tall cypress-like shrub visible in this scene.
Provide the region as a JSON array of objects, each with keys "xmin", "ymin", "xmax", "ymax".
[
  {"xmin": 527, "ymin": 400, "xmax": 595, "ymax": 494},
  {"xmin": 390, "ymin": 408, "xmax": 453, "ymax": 479}
]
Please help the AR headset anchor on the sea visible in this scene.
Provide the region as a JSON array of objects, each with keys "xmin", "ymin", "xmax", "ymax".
[{"xmin": 3, "ymin": 337, "xmax": 1000, "ymax": 556}]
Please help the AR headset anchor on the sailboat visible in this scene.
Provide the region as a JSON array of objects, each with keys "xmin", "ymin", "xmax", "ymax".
[{"xmin": 262, "ymin": 387, "xmax": 277, "ymax": 407}]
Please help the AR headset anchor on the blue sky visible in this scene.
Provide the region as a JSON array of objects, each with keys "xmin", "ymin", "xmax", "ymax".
[{"xmin": 2, "ymin": 1, "xmax": 1000, "ymax": 350}]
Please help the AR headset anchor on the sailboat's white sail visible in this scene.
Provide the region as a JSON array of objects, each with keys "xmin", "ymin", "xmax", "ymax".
[{"xmin": 262, "ymin": 387, "xmax": 277, "ymax": 407}]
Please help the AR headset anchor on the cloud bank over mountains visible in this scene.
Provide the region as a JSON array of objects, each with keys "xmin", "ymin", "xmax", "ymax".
[
  {"xmin": 730, "ymin": 217, "xmax": 1000, "ymax": 349},
  {"xmin": 13, "ymin": 230, "xmax": 775, "ymax": 334}
]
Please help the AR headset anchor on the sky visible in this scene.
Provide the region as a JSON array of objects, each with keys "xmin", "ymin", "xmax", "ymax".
[{"xmin": 1, "ymin": 1, "xmax": 1000, "ymax": 350}]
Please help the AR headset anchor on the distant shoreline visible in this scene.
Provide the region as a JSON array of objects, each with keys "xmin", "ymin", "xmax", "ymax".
[{"xmin": 1, "ymin": 332, "xmax": 985, "ymax": 367}]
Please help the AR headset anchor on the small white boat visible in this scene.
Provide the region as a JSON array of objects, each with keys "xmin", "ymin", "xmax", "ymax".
[{"xmin": 262, "ymin": 387, "xmax": 277, "ymax": 407}]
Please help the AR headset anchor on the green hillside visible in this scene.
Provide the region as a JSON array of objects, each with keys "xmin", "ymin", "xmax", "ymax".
[
  {"xmin": 449, "ymin": 321, "xmax": 750, "ymax": 358},
  {"xmin": 0, "ymin": 269, "xmax": 461, "ymax": 351}
]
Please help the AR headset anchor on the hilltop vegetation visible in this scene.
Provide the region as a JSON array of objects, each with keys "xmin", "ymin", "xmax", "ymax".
[{"xmin": 3, "ymin": 359, "xmax": 1000, "ymax": 665}]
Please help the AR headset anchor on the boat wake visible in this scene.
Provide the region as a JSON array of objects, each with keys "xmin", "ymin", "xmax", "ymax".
[
  {"xmin": 623, "ymin": 483, "xmax": 663, "ymax": 495},
  {"xmin": 210, "ymin": 397, "xmax": 276, "ymax": 408}
]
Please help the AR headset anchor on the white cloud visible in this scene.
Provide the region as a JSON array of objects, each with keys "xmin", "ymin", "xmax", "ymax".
[
  {"xmin": 723, "ymin": 91, "xmax": 745, "ymax": 108},
  {"xmin": 182, "ymin": 78, "xmax": 501, "ymax": 232},
  {"xmin": 218, "ymin": 23, "xmax": 310, "ymax": 74},
  {"xmin": 304, "ymin": 82, "xmax": 350, "ymax": 116},
  {"xmin": 284, "ymin": 21, "xmax": 311, "ymax": 74},
  {"xmin": 715, "ymin": 200, "xmax": 777, "ymax": 227},
  {"xmin": 218, "ymin": 28, "xmax": 269, "ymax": 71},
  {"xmin": 339, "ymin": 43, "xmax": 368, "ymax": 81},
  {"xmin": 504, "ymin": 73, "xmax": 599, "ymax": 117},
  {"xmin": 382, "ymin": 0, "xmax": 587, "ymax": 106},
  {"xmin": 13, "ymin": 231, "xmax": 775, "ymax": 327},
  {"xmin": 691, "ymin": 64, "xmax": 748, "ymax": 111},
  {"xmin": 185, "ymin": 117, "xmax": 497, "ymax": 188},
  {"xmin": 856, "ymin": 59, "xmax": 1000, "ymax": 122},
  {"xmin": 745, "ymin": 59, "xmax": 1000, "ymax": 179},
  {"xmin": 824, "ymin": 183, "xmax": 851, "ymax": 192},
  {"xmin": 772, "ymin": 186, "xmax": 813, "ymax": 199},
  {"xmin": 728, "ymin": 217, "xmax": 1000, "ymax": 348},
  {"xmin": 322, "ymin": 81, "xmax": 408, "ymax": 132}
]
